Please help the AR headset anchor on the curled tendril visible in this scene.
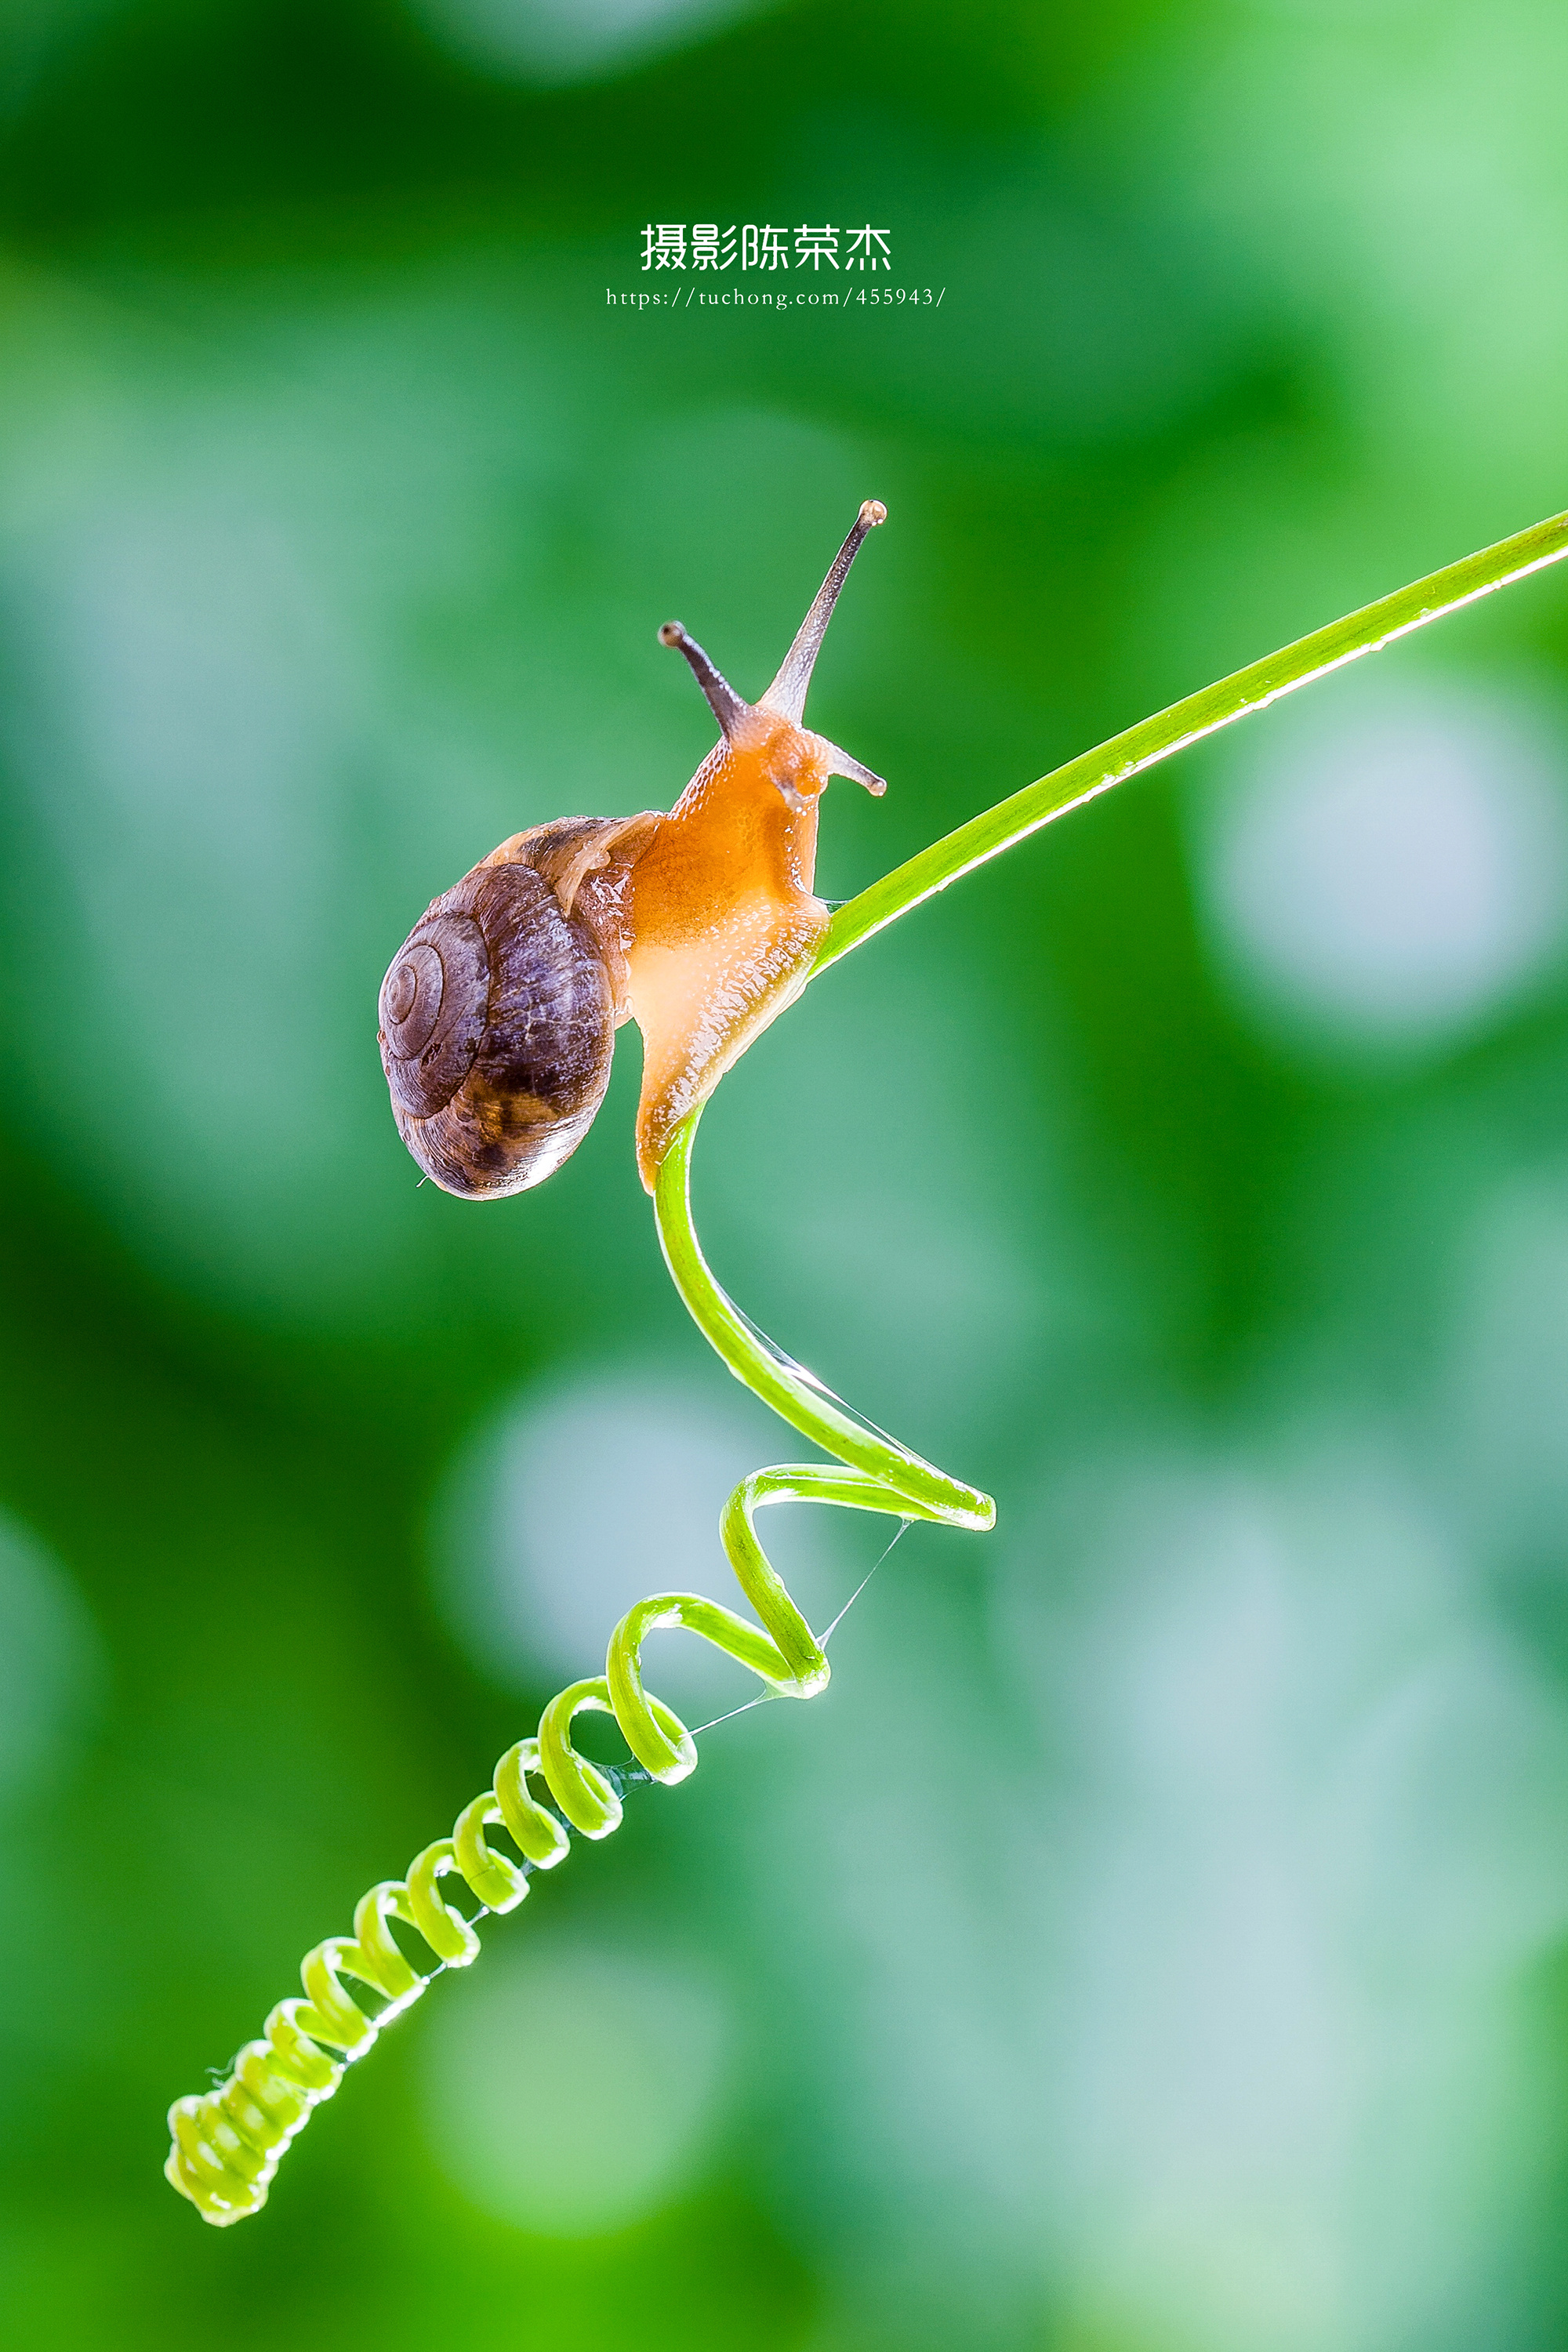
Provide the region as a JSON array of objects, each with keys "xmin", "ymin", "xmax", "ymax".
[
  {"xmin": 165, "ymin": 1109, "xmax": 992, "ymax": 2224},
  {"xmin": 165, "ymin": 503, "xmax": 1568, "ymax": 2224}
]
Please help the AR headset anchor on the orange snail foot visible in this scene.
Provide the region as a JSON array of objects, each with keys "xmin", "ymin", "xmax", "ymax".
[
  {"xmin": 620, "ymin": 503, "xmax": 892, "ymax": 1187},
  {"xmin": 627, "ymin": 894, "xmax": 827, "ymax": 1189}
]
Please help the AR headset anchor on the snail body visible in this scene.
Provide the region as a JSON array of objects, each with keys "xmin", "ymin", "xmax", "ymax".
[{"xmin": 378, "ymin": 502, "xmax": 887, "ymax": 1196}]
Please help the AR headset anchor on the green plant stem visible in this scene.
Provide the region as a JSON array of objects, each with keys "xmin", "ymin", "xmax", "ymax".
[
  {"xmin": 814, "ymin": 507, "xmax": 1568, "ymax": 975},
  {"xmin": 654, "ymin": 1109, "xmax": 993, "ymax": 1531},
  {"xmin": 162, "ymin": 499, "xmax": 1568, "ymax": 2227}
]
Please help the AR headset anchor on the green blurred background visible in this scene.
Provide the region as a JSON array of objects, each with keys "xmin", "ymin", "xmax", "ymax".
[{"xmin": 3, "ymin": 2, "xmax": 1568, "ymax": 2346}]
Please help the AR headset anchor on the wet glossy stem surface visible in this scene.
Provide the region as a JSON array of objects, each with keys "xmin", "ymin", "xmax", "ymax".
[{"xmin": 815, "ymin": 507, "xmax": 1568, "ymax": 975}]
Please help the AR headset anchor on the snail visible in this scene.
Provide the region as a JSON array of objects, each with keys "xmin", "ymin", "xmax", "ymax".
[{"xmin": 377, "ymin": 500, "xmax": 888, "ymax": 1196}]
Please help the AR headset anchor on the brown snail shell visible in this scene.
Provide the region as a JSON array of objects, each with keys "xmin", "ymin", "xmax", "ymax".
[{"xmin": 378, "ymin": 818, "xmax": 651, "ymax": 1199}]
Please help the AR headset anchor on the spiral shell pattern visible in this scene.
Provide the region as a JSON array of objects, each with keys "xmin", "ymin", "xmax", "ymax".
[
  {"xmin": 165, "ymin": 1110, "xmax": 993, "ymax": 2224},
  {"xmin": 379, "ymin": 849, "xmax": 618, "ymax": 1200}
]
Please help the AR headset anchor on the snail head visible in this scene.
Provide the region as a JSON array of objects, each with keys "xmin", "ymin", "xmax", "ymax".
[{"xmin": 658, "ymin": 499, "xmax": 888, "ymax": 810}]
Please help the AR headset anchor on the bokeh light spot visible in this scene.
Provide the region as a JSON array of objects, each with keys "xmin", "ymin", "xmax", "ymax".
[
  {"xmin": 0, "ymin": 1512, "xmax": 102, "ymax": 1801},
  {"xmin": 407, "ymin": 0, "xmax": 771, "ymax": 85},
  {"xmin": 422, "ymin": 1932, "xmax": 731, "ymax": 2235},
  {"xmin": 1192, "ymin": 677, "xmax": 1568, "ymax": 1059},
  {"xmin": 433, "ymin": 1368, "xmax": 826, "ymax": 1707},
  {"xmin": 992, "ymin": 1438, "xmax": 1568, "ymax": 2351}
]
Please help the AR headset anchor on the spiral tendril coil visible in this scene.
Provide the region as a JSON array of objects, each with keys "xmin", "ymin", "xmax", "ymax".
[{"xmin": 165, "ymin": 1109, "xmax": 993, "ymax": 2224}]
